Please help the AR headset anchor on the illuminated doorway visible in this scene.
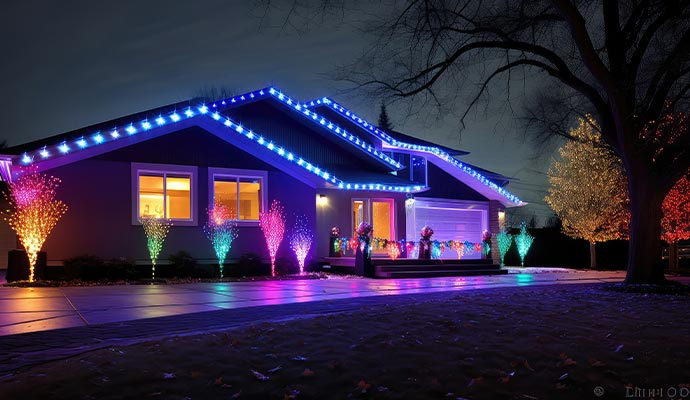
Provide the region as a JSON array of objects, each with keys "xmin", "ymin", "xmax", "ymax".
[{"xmin": 352, "ymin": 198, "xmax": 395, "ymax": 254}]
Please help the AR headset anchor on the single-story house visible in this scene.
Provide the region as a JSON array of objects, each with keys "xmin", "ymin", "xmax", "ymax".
[{"xmin": 0, "ymin": 86, "xmax": 525, "ymax": 270}]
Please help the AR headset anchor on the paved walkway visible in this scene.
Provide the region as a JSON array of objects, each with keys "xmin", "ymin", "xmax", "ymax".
[{"xmin": 0, "ymin": 270, "xmax": 686, "ymax": 374}]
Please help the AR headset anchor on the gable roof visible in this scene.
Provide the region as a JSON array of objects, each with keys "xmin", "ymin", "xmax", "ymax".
[
  {"xmin": 305, "ymin": 98, "xmax": 469, "ymax": 156},
  {"xmin": 303, "ymin": 97, "xmax": 524, "ymax": 207},
  {"xmin": 1, "ymin": 88, "xmax": 425, "ymax": 193},
  {"xmin": 1, "ymin": 86, "xmax": 524, "ymax": 206}
]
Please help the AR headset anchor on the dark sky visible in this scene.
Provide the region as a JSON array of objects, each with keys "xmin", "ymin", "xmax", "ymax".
[{"xmin": 0, "ymin": 0, "xmax": 553, "ymax": 224}]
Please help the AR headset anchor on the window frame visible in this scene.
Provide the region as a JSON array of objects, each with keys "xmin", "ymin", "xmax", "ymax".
[
  {"xmin": 208, "ymin": 167, "xmax": 267, "ymax": 226},
  {"xmin": 131, "ymin": 163, "xmax": 198, "ymax": 226}
]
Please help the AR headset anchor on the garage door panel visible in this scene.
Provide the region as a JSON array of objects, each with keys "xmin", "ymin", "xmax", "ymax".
[{"xmin": 408, "ymin": 199, "xmax": 488, "ymax": 259}]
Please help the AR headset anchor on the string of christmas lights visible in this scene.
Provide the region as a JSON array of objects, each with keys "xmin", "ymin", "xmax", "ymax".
[
  {"xmin": 662, "ymin": 174, "xmax": 690, "ymax": 243},
  {"xmin": 204, "ymin": 205, "xmax": 239, "ymax": 278},
  {"xmin": 4, "ymin": 172, "xmax": 67, "ymax": 282},
  {"xmin": 545, "ymin": 116, "xmax": 630, "ymax": 247},
  {"xmin": 260, "ymin": 200, "xmax": 285, "ymax": 276},
  {"xmin": 333, "ymin": 237, "xmax": 485, "ymax": 259},
  {"xmin": 496, "ymin": 231, "xmax": 513, "ymax": 267},
  {"xmin": 514, "ymin": 222, "xmax": 534, "ymax": 267},
  {"xmin": 289, "ymin": 215, "xmax": 313, "ymax": 275},
  {"xmin": 139, "ymin": 217, "xmax": 172, "ymax": 280}
]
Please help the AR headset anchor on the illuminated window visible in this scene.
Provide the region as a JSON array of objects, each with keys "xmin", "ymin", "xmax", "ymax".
[
  {"xmin": 209, "ymin": 168, "xmax": 266, "ymax": 222},
  {"xmin": 132, "ymin": 163, "xmax": 197, "ymax": 225}
]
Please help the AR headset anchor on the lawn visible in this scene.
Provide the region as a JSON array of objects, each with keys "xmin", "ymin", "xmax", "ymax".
[{"xmin": 2, "ymin": 283, "xmax": 689, "ymax": 399}]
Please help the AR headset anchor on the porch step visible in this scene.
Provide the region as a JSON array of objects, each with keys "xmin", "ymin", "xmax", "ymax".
[
  {"xmin": 374, "ymin": 268, "xmax": 508, "ymax": 279},
  {"xmin": 372, "ymin": 258, "xmax": 495, "ymax": 266},
  {"xmin": 374, "ymin": 263, "xmax": 498, "ymax": 273},
  {"xmin": 373, "ymin": 261, "xmax": 507, "ymax": 279}
]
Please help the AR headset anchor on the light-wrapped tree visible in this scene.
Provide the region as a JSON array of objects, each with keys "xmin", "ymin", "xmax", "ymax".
[
  {"xmin": 139, "ymin": 217, "xmax": 172, "ymax": 280},
  {"xmin": 496, "ymin": 231, "xmax": 513, "ymax": 267},
  {"xmin": 545, "ymin": 117, "xmax": 630, "ymax": 268},
  {"xmin": 515, "ymin": 221, "xmax": 535, "ymax": 267},
  {"xmin": 289, "ymin": 214, "xmax": 313, "ymax": 275},
  {"xmin": 4, "ymin": 172, "xmax": 68, "ymax": 282},
  {"xmin": 204, "ymin": 205, "xmax": 238, "ymax": 278},
  {"xmin": 260, "ymin": 200, "xmax": 285, "ymax": 276},
  {"xmin": 661, "ymin": 174, "xmax": 690, "ymax": 270}
]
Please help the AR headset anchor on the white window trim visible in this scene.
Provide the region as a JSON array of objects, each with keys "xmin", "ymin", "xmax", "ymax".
[
  {"xmin": 208, "ymin": 167, "xmax": 267, "ymax": 227},
  {"xmin": 131, "ymin": 163, "xmax": 198, "ymax": 226}
]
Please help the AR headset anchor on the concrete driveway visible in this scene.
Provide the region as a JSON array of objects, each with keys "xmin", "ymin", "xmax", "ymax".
[{"xmin": 0, "ymin": 269, "xmax": 638, "ymax": 337}]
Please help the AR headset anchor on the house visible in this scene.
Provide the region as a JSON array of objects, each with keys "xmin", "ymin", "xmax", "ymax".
[{"xmin": 0, "ymin": 87, "xmax": 525, "ymax": 273}]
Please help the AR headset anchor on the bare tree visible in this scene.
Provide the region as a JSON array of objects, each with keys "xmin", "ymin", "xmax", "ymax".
[
  {"xmin": 267, "ymin": 0, "xmax": 690, "ymax": 284},
  {"xmin": 193, "ymin": 86, "xmax": 237, "ymax": 103}
]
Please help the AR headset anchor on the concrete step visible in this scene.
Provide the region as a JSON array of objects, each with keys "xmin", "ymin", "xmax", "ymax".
[
  {"xmin": 371, "ymin": 258, "xmax": 495, "ymax": 266},
  {"xmin": 375, "ymin": 268, "xmax": 508, "ymax": 279},
  {"xmin": 374, "ymin": 263, "xmax": 501, "ymax": 273}
]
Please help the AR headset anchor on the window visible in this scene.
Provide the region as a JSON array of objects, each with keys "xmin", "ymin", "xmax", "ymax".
[
  {"xmin": 132, "ymin": 163, "xmax": 197, "ymax": 225},
  {"xmin": 352, "ymin": 199, "xmax": 369, "ymax": 234},
  {"xmin": 209, "ymin": 168, "xmax": 267, "ymax": 223}
]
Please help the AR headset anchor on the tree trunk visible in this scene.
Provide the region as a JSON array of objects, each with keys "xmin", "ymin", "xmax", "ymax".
[
  {"xmin": 625, "ymin": 173, "xmax": 666, "ymax": 284},
  {"xmin": 589, "ymin": 241, "xmax": 597, "ymax": 269}
]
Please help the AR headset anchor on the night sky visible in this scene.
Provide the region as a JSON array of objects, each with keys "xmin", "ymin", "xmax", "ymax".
[{"xmin": 1, "ymin": 0, "xmax": 552, "ymax": 224}]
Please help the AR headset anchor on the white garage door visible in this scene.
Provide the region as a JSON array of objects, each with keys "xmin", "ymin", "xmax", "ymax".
[{"xmin": 406, "ymin": 198, "xmax": 488, "ymax": 259}]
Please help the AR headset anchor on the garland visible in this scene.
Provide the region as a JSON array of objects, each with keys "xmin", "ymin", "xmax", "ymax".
[{"xmin": 333, "ymin": 237, "xmax": 485, "ymax": 259}]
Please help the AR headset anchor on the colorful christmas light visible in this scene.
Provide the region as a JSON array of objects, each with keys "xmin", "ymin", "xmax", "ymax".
[
  {"xmin": 544, "ymin": 116, "xmax": 632, "ymax": 268},
  {"xmin": 13, "ymin": 86, "xmax": 522, "ymax": 198},
  {"xmin": 204, "ymin": 205, "xmax": 239, "ymax": 278},
  {"xmin": 267, "ymin": 88, "xmax": 403, "ymax": 170},
  {"xmin": 661, "ymin": 173, "xmax": 690, "ymax": 243},
  {"xmin": 515, "ymin": 222, "xmax": 534, "ymax": 267},
  {"xmin": 431, "ymin": 241, "xmax": 442, "ymax": 259},
  {"xmin": 260, "ymin": 200, "xmax": 285, "ymax": 276},
  {"xmin": 4, "ymin": 172, "xmax": 68, "ymax": 282},
  {"xmin": 452, "ymin": 241, "xmax": 466, "ymax": 259},
  {"xmin": 545, "ymin": 116, "xmax": 630, "ymax": 253},
  {"xmin": 289, "ymin": 215, "xmax": 313, "ymax": 274},
  {"xmin": 386, "ymin": 241, "xmax": 401, "ymax": 260},
  {"xmin": 497, "ymin": 231, "xmax": 513, "ymax": 267},
  {"xmin": 139, "ymin": 217, "xmax": 172, "ymax": 280}
]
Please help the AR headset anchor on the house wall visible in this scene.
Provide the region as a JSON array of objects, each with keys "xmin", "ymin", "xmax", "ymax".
[
  {"xmin": 489, "ymin": 200, "xmax": 505, "ymax": 265},
  {"xmin": 39, "ymin": 127, "xmax": 315, "ymax": 265},
  {"xmin": 0, "ymin": 194, "xmax": 15, "ymax": 268}
]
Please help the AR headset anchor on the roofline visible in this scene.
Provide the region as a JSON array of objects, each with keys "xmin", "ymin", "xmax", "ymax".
[
  {"xmin": 304, "ymin": 97, "xmax": 470, "ymax": 156},
  {"xmin": 265, "ymin": 88, "xmax": 403, "ymax": 170},
  {"xmin": 305, "ymin": 97, "xmax": 524, "ymax": 206},
  {"xmin": 381, "ymin": 142, "xmax": 526, "ymax": 207},
  {"xmin": 2, "ymin": 85, "xmax": 519, "ymax": 203},
  {"xmin": 3, "ymin": 95, "xmax": 427, "ymax": 194}
]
